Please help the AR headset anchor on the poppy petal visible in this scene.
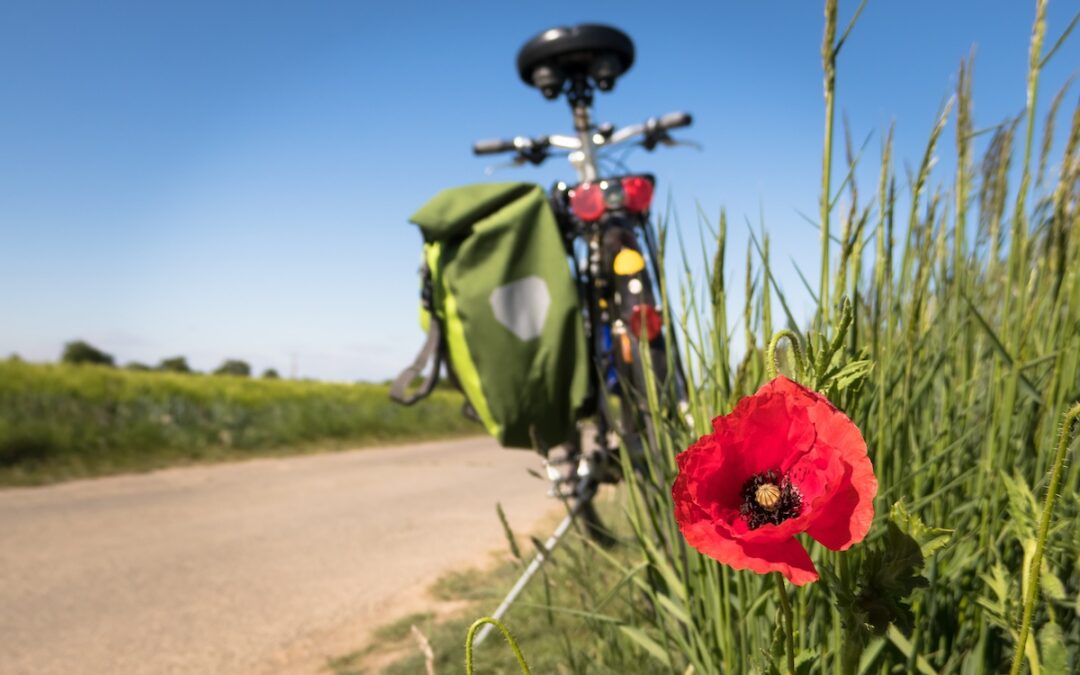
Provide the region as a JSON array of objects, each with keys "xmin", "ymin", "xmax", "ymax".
[
  {"xmin": 805, "ymin": 456, "xmax": 877, "ymax": 550},
  {"xmin": 676, "ymin": 510, "xmax": 819, "ymax": 585},
  {"xmin": 801, "ymin": 389, "xmax": 877, "ymax": 549},
  {"xmin": 713, "ymin": 383, "xmax": 816, "ymax": 478},
  {"xmin": 677, "ymin": 436, "xmax": 744, "ymax": 517},
  {"xmin": 736, "ymin": 536, "xmax": 820, "ymax": 586}
]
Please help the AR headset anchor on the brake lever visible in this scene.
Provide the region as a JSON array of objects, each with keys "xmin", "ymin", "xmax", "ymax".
[
  {"xmin": 639, "ymin": 126, "xmax": 703, "ymax": 152},
  {"xmin": 660, "ymin": 138, "xmax": 704, "ymax": 151},
  {"xmin": 483, "ymin": 156, "xmax": 527, "ymax": 175},
  {"xmin": 641, "ymin": 127, "xmax": 671, "ymax": 151},
  {"xmin": 518, "ymin": 145, "xmax": 550, "ymax": 166}
]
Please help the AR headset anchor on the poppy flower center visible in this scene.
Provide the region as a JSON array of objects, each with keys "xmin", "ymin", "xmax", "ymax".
[{"xmin": 740, "ymin": 470, "xmax": 802, "ymax": 529}]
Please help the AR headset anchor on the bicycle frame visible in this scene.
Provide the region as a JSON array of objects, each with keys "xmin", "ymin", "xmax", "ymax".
[{"xmin": 560, "ymin": 101, "xmax": 602, "ymax": 182}]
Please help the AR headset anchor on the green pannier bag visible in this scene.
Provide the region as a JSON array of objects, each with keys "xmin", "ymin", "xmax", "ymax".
[{"xmin": 390, "ymin": 182, "xmax": 588, "ymax": 450}]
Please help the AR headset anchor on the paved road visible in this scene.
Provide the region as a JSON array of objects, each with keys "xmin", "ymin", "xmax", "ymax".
[{"xmin": 0, "ymin": 437, "xmax": 555, "ymax": 674}]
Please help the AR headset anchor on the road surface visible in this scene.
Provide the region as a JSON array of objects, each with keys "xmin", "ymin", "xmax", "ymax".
[{"xmin": 0, "ymin": 437, "xmax": 556, "ymax": 674}]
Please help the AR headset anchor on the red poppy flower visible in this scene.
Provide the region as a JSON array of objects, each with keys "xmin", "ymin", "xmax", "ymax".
[{"xmin": 672, "ymin": 376, "xmax": 876, "ymax": 585}]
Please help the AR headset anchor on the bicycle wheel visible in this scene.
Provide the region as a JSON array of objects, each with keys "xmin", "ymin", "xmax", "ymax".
[{"xmin": 603, "ymin": 226, "xmax": 674, "ymax": 445}]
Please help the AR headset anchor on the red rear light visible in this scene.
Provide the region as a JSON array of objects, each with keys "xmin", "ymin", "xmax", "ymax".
[
  {"xmin": 569, "ymin": 182, "xmax": 605, "ymax": 221},
  {"xmin": 622, "ymin": 176, "xmax": 654, "ymax": 212},
  {"xmin": 630, "ymin": 304, "xmax": 663, "ymax": 341}
]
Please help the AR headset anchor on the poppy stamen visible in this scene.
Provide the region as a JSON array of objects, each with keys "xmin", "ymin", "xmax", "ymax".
[
  {"xmin": 740, "ymin": 470, "xmax": 802, "ymax": 529},
  {"xmin": 755, "ymin": 483, "xmax": 782, "ymax": 510}
]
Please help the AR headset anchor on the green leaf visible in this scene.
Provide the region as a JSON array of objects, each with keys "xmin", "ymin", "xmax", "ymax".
[
  {"xmin": 889, "ymin": 500, "xmax": 954, "ymax": 557},
  {"xmin": 1024, "ymin": 629, "xmax": 1042, "ymax": 675},
  {"xmin": 762, "ymin": 625, "xmax": 816, "ymax": 675},
  {"xmin": 528, "ymin": 535, "xmax": 552, "ymax": 561},
  {"xmin": 960, "ymin": 628, "xmax": 991, "ymax": 675},
  {"xmin": 820, "ymin": 359, "xmax": 874, "ymax": 392},
  {"xmin": 856, "ymin": 637, "xmax": 887, "ymax": 675},
  {"xmin": 640, "ymin": 535, "xmax": 688, "ymax": 602},
  {"xmin": 1038, "ymin": 621, "xmax": 1067, "ymax": 675},
  {"xmin": 1001, "ymin": 471, "xmax": 1039, "ymax": 541},
  {"xmin": 886, "ymin": 625, "xmax": 940, "ymax": 675},
  {"xmin": 977, "ymin": 564, "xmax": 1012, "ymax": 622},
  {"xmin": 961, "ymin": 294, "xmax": 1042, "ymax": 403},
  {"xmin": 794, "ymin": 648, "xmax": 819, "ymax": 675},
  {"xmin": 767, "ymin": 617, "xmax": 785, "ymax": 675},
  {"xmin": 1017, "ymin": 538, "xmax": 1068, "ymax": 603},
  {"xmin": 654, "ymin": 592, "xmax": 691, "ymax": 627},
  {"xmin": 495, "ymin": 502, "xmax": 523, "ymax": 563},
  {"xmin": 618, "ymin": 626, "xmax": 672, "ymax": 667},
  {"xmin": 825, "ymin": 503, "xmax": 953, "ymax": 639},
  {"xmin": 856, "ymin": 522, "xmax": 927, "ymax": 634}
]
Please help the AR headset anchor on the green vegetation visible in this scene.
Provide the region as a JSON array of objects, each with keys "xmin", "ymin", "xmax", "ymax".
[
  {"xmin": 158, "ymin": 356, "xmax": 193, "ymax": 373},
  {"xmin": 61, "ymin": 340, "xmax": 115, "ymax": 367},
  {"xmin": 587, "ymin": 2, "xmax": 1080, "ymax": 672},
  {"xmin": 0, "ymin": 358, "xmax": 478, "ymax": 485},
  {"xmin": 369, "ymin": 2, "xmax": 1080, "ymax": 673},
  {"xmin": 213, "ymin": 358, "xmax": 252, "ymax": 377},
  {"xmin": 611, "ymin": 6, "xmax": 1078, "ymax": 673}
]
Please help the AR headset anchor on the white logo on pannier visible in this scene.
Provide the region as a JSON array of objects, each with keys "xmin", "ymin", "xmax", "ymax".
[{"xmin": 489, "ymin": 276, "xmax": 551, "ymax": 341}]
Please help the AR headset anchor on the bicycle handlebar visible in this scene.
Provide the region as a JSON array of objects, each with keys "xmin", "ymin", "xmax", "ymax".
[
  {"xmin": 657, "ymin": 111, "xmax": 692, "ymax": 130},
  {"xmin": 473, "ymin": 138, "xmax": 517, "ymax": 155},
  {"xmin": 472, "ymin": 110, "xmax": 692, "ymax": 157}
]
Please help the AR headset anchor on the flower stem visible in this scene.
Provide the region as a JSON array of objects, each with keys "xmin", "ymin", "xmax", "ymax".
[
  {"xmin": 767, "ymin": 330, "xmax": 806, "ymax": 382},
  {"xmin": 774, "ymin": 573, "xmax": 796, "ymax": 675},
  {"xmin": 465, "ymin": 617, "xmax": 532, "ymax": 675},
  {"xmin": 1007, "ymin": 402, "xmax": 1080, "ymax": 675}
]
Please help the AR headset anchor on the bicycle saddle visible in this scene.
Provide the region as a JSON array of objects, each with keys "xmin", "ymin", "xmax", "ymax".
[{"xmin": 516, "ymin": 24, "xmax": 635, "ymax": 99}]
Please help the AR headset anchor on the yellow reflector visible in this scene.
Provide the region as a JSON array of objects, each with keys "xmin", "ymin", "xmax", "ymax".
[{"xmin": 613, "ymin": 249, "xmax": 646, "ymax": 276}]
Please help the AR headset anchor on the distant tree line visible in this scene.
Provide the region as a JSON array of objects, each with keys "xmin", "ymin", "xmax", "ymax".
[{"xmin": 59, "ymin": 340, "xmax": 280, "ymax": 379}]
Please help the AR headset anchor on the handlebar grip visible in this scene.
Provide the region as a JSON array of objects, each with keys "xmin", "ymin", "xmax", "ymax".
[
  {"xmin": 658, "ymin": 111, "xmax": 693, "ymax": 130},
  {"xmin": 472, "ymin": 139, "xmax": 516, "ymax": 155}
]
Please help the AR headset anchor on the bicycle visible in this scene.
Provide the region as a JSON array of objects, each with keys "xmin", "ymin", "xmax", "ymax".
[
  {"xmin": 467, "ymin": 23, "xmax": 695, "ymax": 643},
  {"xmin": 472, "ymin": 23, "xmax": 693, "ymax": 539}
]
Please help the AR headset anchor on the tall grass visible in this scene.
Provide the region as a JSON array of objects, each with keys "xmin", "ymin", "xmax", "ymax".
[
  {"xmin": 481, "ymin": 2, "xmax": 1080, "ymax": 673},
  {"xmin": 0, "ymin": 359, "xmax": 478, "ymax": 485}
]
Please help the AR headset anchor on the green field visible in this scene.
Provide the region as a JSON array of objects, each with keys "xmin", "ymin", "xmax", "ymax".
[{"xmin": 0, "ymin": 359, "xmax": 479, "ymax": 485}]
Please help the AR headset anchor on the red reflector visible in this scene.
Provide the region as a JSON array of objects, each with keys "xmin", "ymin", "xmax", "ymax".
[
  {"xmin": 569, "ymin": 182, "xmax": 605, "ymax": 221},
  {"xmin": 622, "ymin": 176, "xmax": 654, "ymax": 212},
  {"xmin": 630, "ymin": 304, "xmax": 662, "ymax": 341}
]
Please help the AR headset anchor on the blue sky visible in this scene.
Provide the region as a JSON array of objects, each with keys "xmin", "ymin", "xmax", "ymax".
[{"xmin": 1, "ymin": 1, "xmax": 1077, "ymax": 381}]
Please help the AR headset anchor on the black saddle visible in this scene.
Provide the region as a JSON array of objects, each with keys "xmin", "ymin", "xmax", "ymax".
[{"xmin": 516, "ymin": 24, "xmax": 635, "ymax": 100}]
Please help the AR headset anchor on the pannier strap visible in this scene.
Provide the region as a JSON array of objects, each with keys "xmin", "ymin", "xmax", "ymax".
[{"xmin": 389, "ymin": 320, "xmax": 443, "ymax": 405}]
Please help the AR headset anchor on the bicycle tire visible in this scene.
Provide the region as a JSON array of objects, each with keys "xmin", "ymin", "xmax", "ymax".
[
  {"xmin": 603, "ymin": 222, "xmax": 680, "ymax": 474},
  {"xmin": 576, "ymin": 496, "xmax": 617, "ymax": 547}
]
